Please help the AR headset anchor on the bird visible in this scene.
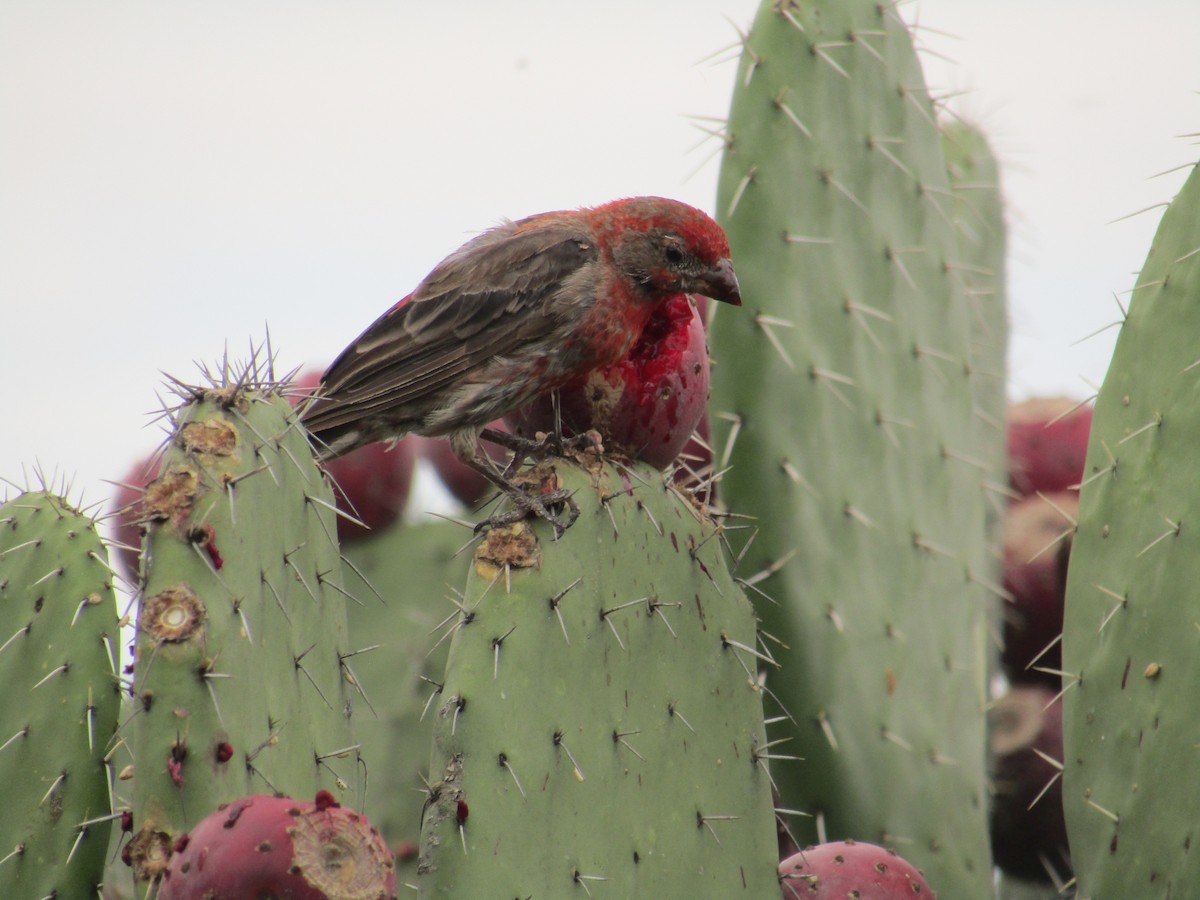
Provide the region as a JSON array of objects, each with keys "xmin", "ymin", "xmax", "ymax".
[{"xmin": 300, "ymin": 196, "xmax": 741, "ymax": 525}]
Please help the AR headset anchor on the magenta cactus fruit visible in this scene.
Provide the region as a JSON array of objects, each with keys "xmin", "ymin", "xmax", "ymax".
[
  {"xmin": 1008, "ymin": 397, "xmax": 1092, "ymax": 497},
  {"xmin": 506, "ymin": 293, "xmax": 710, "ymax": 469},
  {"xmin": 1001, "ymin": 490, "xmax": 1077, "ymax": 684},
  {"xmin": 110, "ymin": 453, "xmax": 159, "ymax": 580},
  {"xmin": 157, "ymin": 791, "xmax": 397, "ymax": 899},
  {"xmin": 989, "ymin": 684, "xmax": 1070, "ymax": 882},
  {"xmin": 778, "ymin": 840, "xmax": 934, "ymax": 898}
]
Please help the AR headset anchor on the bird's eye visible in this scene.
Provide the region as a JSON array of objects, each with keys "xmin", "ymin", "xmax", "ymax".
[{"xmin": 664, "ymin": 244, "xmax": 685, "ymax": 265}]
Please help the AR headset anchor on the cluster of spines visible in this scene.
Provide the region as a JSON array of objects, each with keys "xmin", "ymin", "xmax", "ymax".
[
  {"xmin": 708, "ymin": 0, "xmax": 997, "ymax": 894},
  {"xmin": 0, "ymin": 487, "xmax": 121, "ymax": 898}
]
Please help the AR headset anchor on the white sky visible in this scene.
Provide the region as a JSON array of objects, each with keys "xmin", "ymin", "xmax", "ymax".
[{"xmin": 2, "ymin": 1, "xmax": 1197, "ymax": 517}]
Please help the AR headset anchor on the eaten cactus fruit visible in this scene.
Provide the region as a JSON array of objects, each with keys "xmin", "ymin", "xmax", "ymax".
[
  {"xmin": 157, "ymin": 791, "xmax": 396, "ymax": 899},
  {"xmin": 989, "ymin": 684, "xmax": 1070, "ymax": 883},
  {"xmin": 1008, "ymin": 397, "xmax": 1092, "ymax": 498},
  {"xmin": 778, "ymin": 840, "xmax": 934, "ymax": 898},
  {"xmin": 506, "ymin": 293, "xmax": 710, "ymax": 468},
  {"xmin": 1001, "ymin": 491, "xmax": 1077, "ymax": 685}
]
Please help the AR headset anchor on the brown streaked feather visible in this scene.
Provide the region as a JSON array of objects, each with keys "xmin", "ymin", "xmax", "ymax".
[{"xmin": 302, "ymin": 216, "xmax": 597, "ymax": 438}]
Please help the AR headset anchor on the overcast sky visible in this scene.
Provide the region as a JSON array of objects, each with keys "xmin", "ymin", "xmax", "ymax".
[{"xmin": 2, "ymin": 1, "xmax": 1197, "ymax": 518}]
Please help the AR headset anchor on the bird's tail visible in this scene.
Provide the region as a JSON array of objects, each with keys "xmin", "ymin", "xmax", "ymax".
[
  {"xmin": 299, "ymin": 389, "xmax": 415, "ymax": 462},
  {"xmin": 298, "ymin": 392, "xmax": 361, "ymax": 462}
]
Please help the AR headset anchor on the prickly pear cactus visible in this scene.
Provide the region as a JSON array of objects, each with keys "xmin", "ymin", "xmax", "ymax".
[
  {"xmin": 942, "ymin": 118, "xmax": 1010, "ymax": 545},
  {"xmin": 122, "ymin": 372, "xmax": 362, "ymax": 885},
  {"xmin": 340, "ymin": 517, "xmax": 467, "ymax": 869},
  {"xmin": 0, "ymin": 490, "xmax": 120, "ymax": 897},
  {"xmin": 709, "ymin": 0, "xmax": 996, "ymax": 893},
  {"xmin": 418, "ymin": 457, "xmax": 778, "ymax": 896},
  {"xmin": 1062, "ymin": 157, "xmax": 1200, "ymax": 895}
]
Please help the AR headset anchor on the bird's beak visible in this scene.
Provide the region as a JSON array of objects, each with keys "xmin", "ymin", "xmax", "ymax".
[{"xmin": 701, "ymin": 258, "xmax": 742, "ymax": 306}]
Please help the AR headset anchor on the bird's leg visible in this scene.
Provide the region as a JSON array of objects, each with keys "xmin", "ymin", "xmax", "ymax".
[
  {"xmin": 462, "ymin": 454, "xmax": 578, "ymax": 533},
  {"xmin": 479, "ymin": 427, "xmax": 545, "ymax": 459},
  {"xmin": 452, "ymin": 431, "xmax": 577, "ymax": 532},
  {"xmin": 475, "ymin": 428, "xmax": 536, "ymax": 478}
]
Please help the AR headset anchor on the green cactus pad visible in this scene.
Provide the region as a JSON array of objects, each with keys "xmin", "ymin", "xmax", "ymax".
[
  {"xmin": 418, "ymin": 458, "xmax": 778, "ymax": 896},
  {"xmin": 0, "ymin": 491, "xmax": 120, "ymax": 897},
  {"xmin": 709, "ymin": 1, "xmax": 997, "ymax": 893},
  {"xmin": 942, "ymin": 117, "xmax": 1010, "ymax": 548},
  {"xmin": 341, "ymin": 517, "xmax": 469, "ymax": 870},
  {"xmin": 1062, "ymin": 157, "xmax": 1200, "ymax": 895},
  {"xmin": 124, "ymin": 378, "xmax": 361, "ymax": 884}
]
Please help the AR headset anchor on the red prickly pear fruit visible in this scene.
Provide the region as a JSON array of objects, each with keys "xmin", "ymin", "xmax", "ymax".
[
  {"xmin": 414, "ymin": 419, "xmax": 511, "ymax": 509},
  {"xmin": 989, "ymin": 684, "xmax": 1071, "ymax": 882},
  {"xmin": 505, "ymin": 294, "xmax": 710, "ymax": 470},
  {"xmin": 293, "ymin": 370, "xmax": 415, "ymax": 541},
  {"xmin": 1001, "ymin": 491, "xmax": 1077, "ymax": 685},
  {"xmin": 392, "ymin": 840, "xmax": 418, "ymax": 863},
  {"xmin": 778, "ymin": 840, "xmax": 935, "ymax": 898},
  {"xmin": 1008, "ymin": 397, "xmax": 1092, "ymax": 498},
  {"xmin": 110, "ymin": 454, "xmax": 161, "ymax": 582},
  {"xmin": 157, "ymin": 792, "xmax": 397, "ymax": 899}
]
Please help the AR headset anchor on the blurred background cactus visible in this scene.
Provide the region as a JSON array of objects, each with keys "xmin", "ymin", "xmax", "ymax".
[
  {"xmin": 0, "ymin": 489, "xmax": 120, "ymax": 897},
  {"xmin": 1062, "ymin": 148, "xmax": 1200, "ymax": 898},
  {"xmin": 709, "ymin": 1, "xmax": 998, "ymax": 893}
]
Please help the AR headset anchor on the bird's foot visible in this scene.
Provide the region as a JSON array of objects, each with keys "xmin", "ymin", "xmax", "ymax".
[
  {"xmin": 477, "ymin": 489, "xmax": 579, "ymax": 535},
  {"xmin": 467, "ymin": 457, "xmax": 580, "ymax": 535},
  {"xmin": 480, "ymin": 427, "xmax": 605, "ymax": 470}
]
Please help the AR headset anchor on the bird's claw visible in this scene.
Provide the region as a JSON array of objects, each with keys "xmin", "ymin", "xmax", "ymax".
[
  {"xmin": 474, "ymin": 488, "xmax": 578, "ymax": 535},
  {"xmin": 479, "ymin": 426, "xmax": 605, "ymax": 465}
]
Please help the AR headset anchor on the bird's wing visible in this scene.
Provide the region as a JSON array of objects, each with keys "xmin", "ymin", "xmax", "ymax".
[{"xmin": 305, "ymin": 217, "xmax": 597, "ymax": 429}]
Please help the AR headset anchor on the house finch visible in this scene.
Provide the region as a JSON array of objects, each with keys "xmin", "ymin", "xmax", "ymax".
[{"xmin": 301, "ymin": 196, "xmax": 741, "ymax": 521}]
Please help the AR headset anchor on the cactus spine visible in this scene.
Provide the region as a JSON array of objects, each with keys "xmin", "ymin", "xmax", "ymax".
[
  {"xmin": 121, "ymin": 372, "xmax": 363, "ymax": 885},
  {"xmin": 0, "ymin": 490, "xmax": 120, "ymax": 897},
  {"xmin": 418, "ymin": 457, "xmax": 779, "ymax": 896},
  {"xmin": 1062, "ymin": 156, "xmax": 1200, "ymax": 895},
  {"xmin": 709, "ymin": 0, "xmax": 999, "ymax": 893}
]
